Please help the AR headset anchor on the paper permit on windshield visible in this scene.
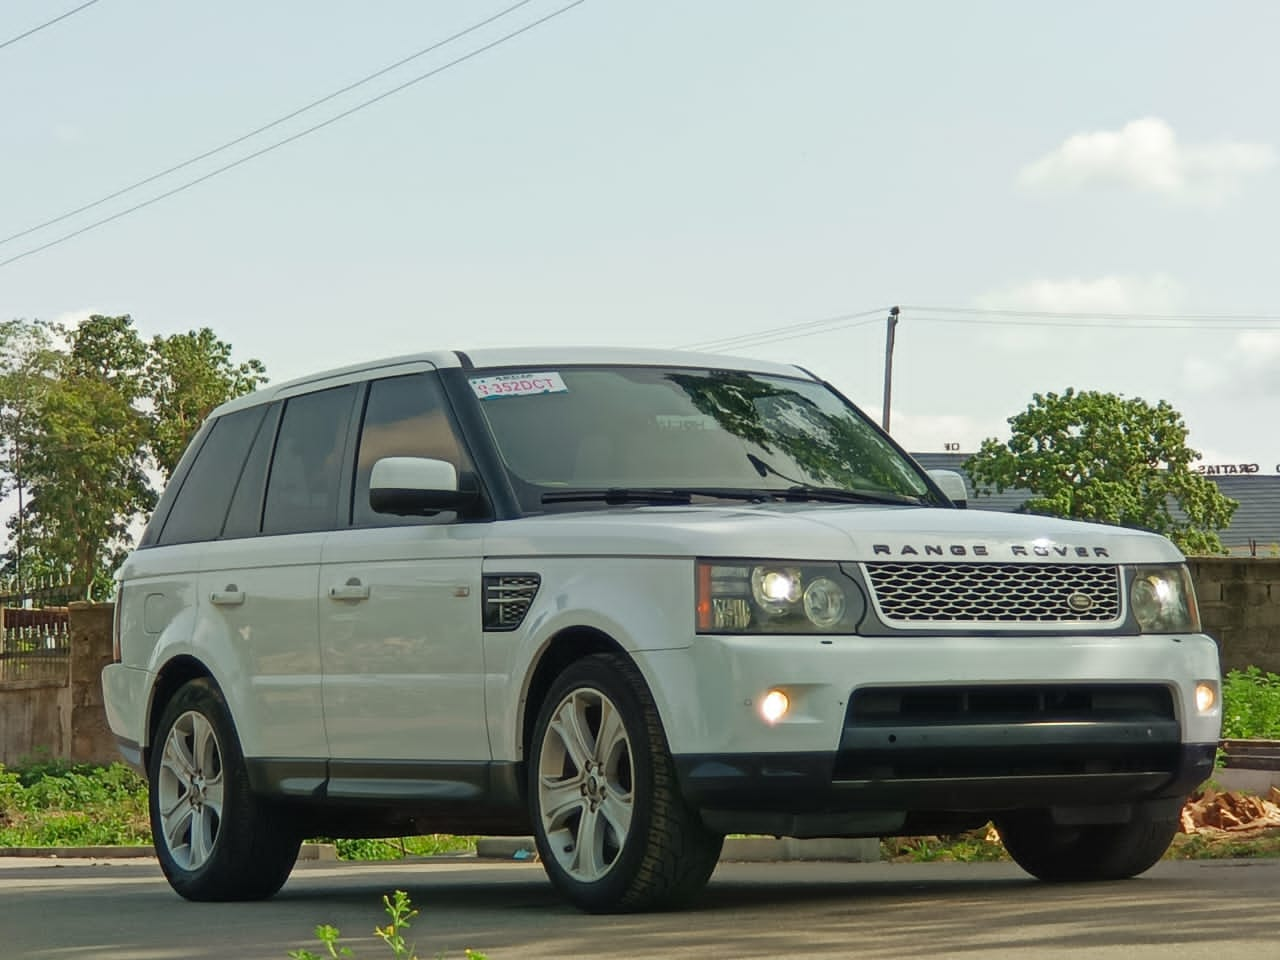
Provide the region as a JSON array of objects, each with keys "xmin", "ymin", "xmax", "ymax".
[{"xmin": 469, "ymin": 372, "xmax": 568, "ymax": 400}]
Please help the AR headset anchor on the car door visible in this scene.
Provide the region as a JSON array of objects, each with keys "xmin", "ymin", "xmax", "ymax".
[
  {"xmin": 196, "ymin": 385, "xmax": 358, "ymax": 796},
  {"xmin": 319, "ymin": 368, "xmax": 489, "ymax": 797}
]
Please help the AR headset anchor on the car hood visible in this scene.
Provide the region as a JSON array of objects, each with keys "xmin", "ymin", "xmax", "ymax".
[{"xmin": 483, "ymin": 503, "xmax": 1183, "ymax": 564}]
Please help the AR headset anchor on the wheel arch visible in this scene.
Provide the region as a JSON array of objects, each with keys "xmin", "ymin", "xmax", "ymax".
[
  {"xmin": 144, "ymin": 654, "xmax": 219, "ymax": 770},
  {"xmin": 519, "ymin": 626, "xmax": 631, "ymax": 773}
]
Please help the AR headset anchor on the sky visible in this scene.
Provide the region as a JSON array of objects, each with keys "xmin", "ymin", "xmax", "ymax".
[{"xmin": 4, "ymin": 0, "xmax": 1280, "ymax": 483}]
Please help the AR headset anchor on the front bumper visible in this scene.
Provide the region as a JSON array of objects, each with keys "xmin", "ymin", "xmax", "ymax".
[
  {"xmin": 638, "ymin": 631, "xmax": 1222, "ymax": 756},
  {"xmin": 675, "ymin": 742, "xmax": 1215, "ymax": 822},
  {"xmin": 638, "ymin": 630, "xmax": 1220, "ymax": 834}
]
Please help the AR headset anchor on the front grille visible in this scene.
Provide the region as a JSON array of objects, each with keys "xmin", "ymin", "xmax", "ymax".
[
  {"xmin": 483, "ymin": 574, "xmax": 540, "ymax": 631},
  {"xmin": 862, "ymin": 562, "xmax": 1121, "ymax": 625}
]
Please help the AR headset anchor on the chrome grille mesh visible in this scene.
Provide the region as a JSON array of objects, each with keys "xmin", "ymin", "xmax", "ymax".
[
  {"xmin": 483, "ymin": 575, "xmax": 540, "ymax": 631},
  {"xmin": 863, "ymin": 562, "xmax": 1121, "ymax": 625}
]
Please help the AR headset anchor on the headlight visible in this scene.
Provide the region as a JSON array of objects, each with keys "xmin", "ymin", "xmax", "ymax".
[
  {"xmin": 1130, "ymin": 564, "xmax": 1200, "ymax": 633},
  {"xmin": 697, "ymin": 560, "xmax": 862, "ymax": 633}
]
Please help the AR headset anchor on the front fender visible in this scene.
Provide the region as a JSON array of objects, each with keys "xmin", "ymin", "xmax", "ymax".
[{"xmin": 483, "ymin": 556, "xmax": 695, "ymax": 760}]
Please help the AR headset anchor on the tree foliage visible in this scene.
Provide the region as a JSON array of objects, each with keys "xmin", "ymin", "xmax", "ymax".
[
  {"xmin": 965, "ymin": 388, "xmax": 1237, "ymax": 555},
  {"xmin": 146, "ymin": 328, "xmax": 266, "ymax": 479},
  {"xmin": 0, "ymin": 315, "xmax": 266, "ymax": 598}
]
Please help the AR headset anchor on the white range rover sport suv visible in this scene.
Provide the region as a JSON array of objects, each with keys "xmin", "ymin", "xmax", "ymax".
[{"xmin": 103, "ymin": 347, "xmax": 1221, "ymax": 912}]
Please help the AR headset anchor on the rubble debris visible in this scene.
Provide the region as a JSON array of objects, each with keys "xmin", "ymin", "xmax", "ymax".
[{"xmin": 1180, "ymin": 787, "xmax": 1280, "ymax": 836}]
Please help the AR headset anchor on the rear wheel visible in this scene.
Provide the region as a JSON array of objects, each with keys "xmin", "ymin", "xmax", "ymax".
[
  {"xmin": 149, "ymin": 678, "xmax": 300, "ymax": 900},
  {"xmin": 529, "ymin": 652, "xmax": 723, "ymax": 912},
  {"xmin": 996, "ymin": 810, "xmax": 1179, "ymax": 882}
]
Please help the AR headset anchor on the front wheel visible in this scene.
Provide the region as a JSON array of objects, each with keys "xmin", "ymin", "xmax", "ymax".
[
  {"xmin": 995, "ymin": 810, "xmax": 1180, "ymax": 882},
  {"xmin": 528, "ymin": 652, "xmax": 723, "ymax": 912},
  {"xmin": 149, "ymin": 678, "xmax": 300, "ymax": 900}
]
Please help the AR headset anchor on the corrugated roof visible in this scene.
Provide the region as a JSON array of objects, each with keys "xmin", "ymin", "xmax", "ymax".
[{"xmin": 911, "ymin": 452, "xmax": 1280, "ymax": 553}]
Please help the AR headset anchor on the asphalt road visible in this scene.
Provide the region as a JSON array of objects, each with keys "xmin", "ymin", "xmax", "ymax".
[{"xmin": 1, "ymin": 855, "xmax": 1277, "ymax": 959}]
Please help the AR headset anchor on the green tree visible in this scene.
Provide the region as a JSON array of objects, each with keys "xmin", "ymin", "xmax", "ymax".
[
  {"xmin": 966, "ymin": 388, "xmax": 1237, "ymax": 555},
  {"xmin": 0, "ymin": 315, "xmax": 266, "ymax": 597},
  {"xmin": 5, "ymin": 316, "xmax": 154, "ymax": 598},
  {"xmin": 146, "ymin": 328, "xmax": 267, "ymax": 479}
]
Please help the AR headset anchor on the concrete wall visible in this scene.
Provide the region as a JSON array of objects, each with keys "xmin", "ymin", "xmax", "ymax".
[
  {"xmin": 67, "ymin": 602, "xmax": 118, "ymax": 765},
  {"xmin": 0, "ymin": 603, "xmax": 115, "ymax": 768},
  {"xmin": 0, "ymin": 679, "xmax": 70, "ymax": 767},
  {"xmin": 1189, "ymin": 558, "xmax": 1280, "ymax": 674}
]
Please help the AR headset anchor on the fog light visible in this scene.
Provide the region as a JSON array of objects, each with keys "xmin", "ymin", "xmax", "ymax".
[
  {"xmin": 760, "ymin": 689, "xmax": 790, "ymax": 724},
  {"xmin": 1195, "ymin": 681, "xmax": 1217, "ymax": 714}
]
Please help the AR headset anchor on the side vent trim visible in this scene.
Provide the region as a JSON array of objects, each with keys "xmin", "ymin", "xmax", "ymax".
[{"xmin": 483, "ymin": 574, "xmax": 540, "ymax": 631}]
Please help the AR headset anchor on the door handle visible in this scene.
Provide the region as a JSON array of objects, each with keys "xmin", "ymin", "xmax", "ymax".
[
  {"xmin": 329, "ymin": 578, "xmax": 370, "ymax": 602},
  {"xmin": 210, "ymin": 587, "xmax": 245, "ymax": 606}
]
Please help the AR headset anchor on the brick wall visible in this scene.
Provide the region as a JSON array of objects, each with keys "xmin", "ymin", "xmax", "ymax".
[{"xmin": 1189, "ymin": 557, "xmax": 1280, "ymax": 674}]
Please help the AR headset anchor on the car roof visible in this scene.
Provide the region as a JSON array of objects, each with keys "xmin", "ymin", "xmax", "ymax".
[{"xmin": 209, "ymin": 346, "xmax": 819, "ymax": 417}]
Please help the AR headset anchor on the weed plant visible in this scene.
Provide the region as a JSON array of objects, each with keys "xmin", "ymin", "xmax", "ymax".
[
  {"xmin": 1221, "ymin": 667, "xmax": 1280, "ymax": 741},
  {"xmin": 289, "ymin": 890, "xmax": 486, "ymax": 960}
]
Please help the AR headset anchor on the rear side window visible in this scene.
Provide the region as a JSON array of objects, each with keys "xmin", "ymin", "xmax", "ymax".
[
  {"xmin": 158, "ymin": 406, "xmax": 267, "ymax": 545},
  {"xmin": 262, "ymin": 385, "xmax": 358, "ymax": 535},
  {"xmin": 222, "ymin": 402, "xmax": 281, "ymax": 539},
  {"xmin": 352, "ymin": 372, "xmax": 472, "ymax": 526}
]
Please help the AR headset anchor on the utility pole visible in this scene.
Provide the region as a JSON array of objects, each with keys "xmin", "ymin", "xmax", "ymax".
[{"xmin": 882, "ymin": 305, "xmax": 899, "ymax": 432}]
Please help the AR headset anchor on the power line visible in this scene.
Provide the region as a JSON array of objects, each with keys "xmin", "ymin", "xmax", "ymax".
[
  {"xmin": 901, "ymin": 304, "xmax": 1280, "ymax": 324},
  {"xmin": 909, "ymin": 312, "xmax": 1280, "ymax": 331},
  {"xmin": 679, "ymin": 307, "xmax": 889, "ymax": 351},
  {"xmin": 702, "ymin": 315, "xmax": 885, "ymax": 351},
  {"xmin": 0, "ymin": 0, "xmax": 101, "ymax": 53},
  {"xmin": 0, "ymin": 0, "xmax": 587, "ymax": 272},
  {"xmin": 682, "ymin": 300, "xmax": 1280, "ymax": 357},
  {"xmin": 0, "ymin": 0, "xmax": 538, "ymax": 248}
]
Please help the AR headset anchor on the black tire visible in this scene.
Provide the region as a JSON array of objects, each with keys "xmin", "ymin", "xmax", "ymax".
[
  {"xmin": 995, "ymin": 810, "xmax": 1179, "ymax": 882},
  {"xmin": 528, "ymin": 652, "xmax": 724, "ymax": 913},
  {"xmin": 149, "ymin": 678, "xmax": 300, "ymax": 901}
]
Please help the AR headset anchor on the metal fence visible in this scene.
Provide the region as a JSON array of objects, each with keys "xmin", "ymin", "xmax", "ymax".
[
  {"xmin": 0, "ymin": 585, "xmax": 73, "ymax": 684},
  {"xmin": 0, "ymin": 577, "xmax": 78, "ymax": 609}
]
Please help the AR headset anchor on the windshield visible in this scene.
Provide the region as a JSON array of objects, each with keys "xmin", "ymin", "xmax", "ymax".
[{"xmin": 467, "ymin": 365, "xmax": 934, "ymax": 511}]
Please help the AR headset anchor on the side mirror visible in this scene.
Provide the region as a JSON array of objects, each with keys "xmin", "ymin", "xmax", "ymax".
[
  {"xmin": 927, "ymin": 469, "xmax": 968, "ymax": 509},
  {"xmin": 369, "ymin": 457, "xmax": 477, "ymax": 516}
]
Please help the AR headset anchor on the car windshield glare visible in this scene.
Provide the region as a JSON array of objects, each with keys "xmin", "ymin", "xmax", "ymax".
[{"xmin": 467, "ymin": 365, "xmax": 931, "ymax": 510}]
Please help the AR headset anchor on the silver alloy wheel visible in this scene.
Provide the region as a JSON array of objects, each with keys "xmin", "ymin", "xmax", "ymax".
[
  {"xmin": 156, "ymin": 709, "xmax": 225, "ymax": 871},
  {"xmin": 537, "ymin": 687, "xmax": 635, "ymax": 883}
]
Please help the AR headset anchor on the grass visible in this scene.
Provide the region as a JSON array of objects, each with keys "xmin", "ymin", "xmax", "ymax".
[
  {"xmin": 328, "ymin": 836, "xmax": 477, "ymax": 861},
  {"xmin": 1221, "ymin": 667, "xmax": 1280, "ymax": 742},
  {"xmin": 881, "ymin": 821, "xmax": 1280, "ymax": 864},
  {"xmin": 0, "ymin": 758, "xmax": 478, "ymax": 858},
  {"xmin": 0, "ymin": 759, "xmax": 150, "ymax": 847}
]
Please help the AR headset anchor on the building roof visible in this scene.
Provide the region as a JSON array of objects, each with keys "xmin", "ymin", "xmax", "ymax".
[{"xmin": 911, "ymin": 451, "xmax": 1280, "ymax": 555}]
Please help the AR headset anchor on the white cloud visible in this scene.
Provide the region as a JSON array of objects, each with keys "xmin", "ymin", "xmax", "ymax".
[
  {"xmin": 1018, "ymin": 117, "xmax": 1274, "ymax": 204},
  {"xmin": 974, "ymin": 273, "xmax": 1187, "ymax": 315},
  {"xmin": 1183, "ymin": 329, "xmax": 1280, "ymax": 399}
]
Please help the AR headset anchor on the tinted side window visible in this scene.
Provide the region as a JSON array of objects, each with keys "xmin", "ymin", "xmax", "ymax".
[
  {"xmin": 262, "ymin": 385, "xmax": 357, "ymax": 535},
  {"xmin": 353, "ymin": 372, "xmax": 472, "ymax": 527},
  {"xmin": 158, "ymin": 406, "xmax": 267, "ymax": 545},
  {"xmin": 222, "ymin": 402, "xmax": 281, "ymax": 539}
]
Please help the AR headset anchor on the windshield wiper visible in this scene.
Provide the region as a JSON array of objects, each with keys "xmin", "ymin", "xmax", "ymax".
[
  {"xmin": 541, "ymin": 487, "xmax": 781, "ymax": 506},
  {"xmin": 746, "ymin": 453, "xmax": 923, "ymax": 506},
  {"xmin": 781, "ymin": 485, "xmax": 922, "ymax": 506},
  {"xmin": 542, "ymin": 488, "xmax": 694, "ymax": 505}
]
